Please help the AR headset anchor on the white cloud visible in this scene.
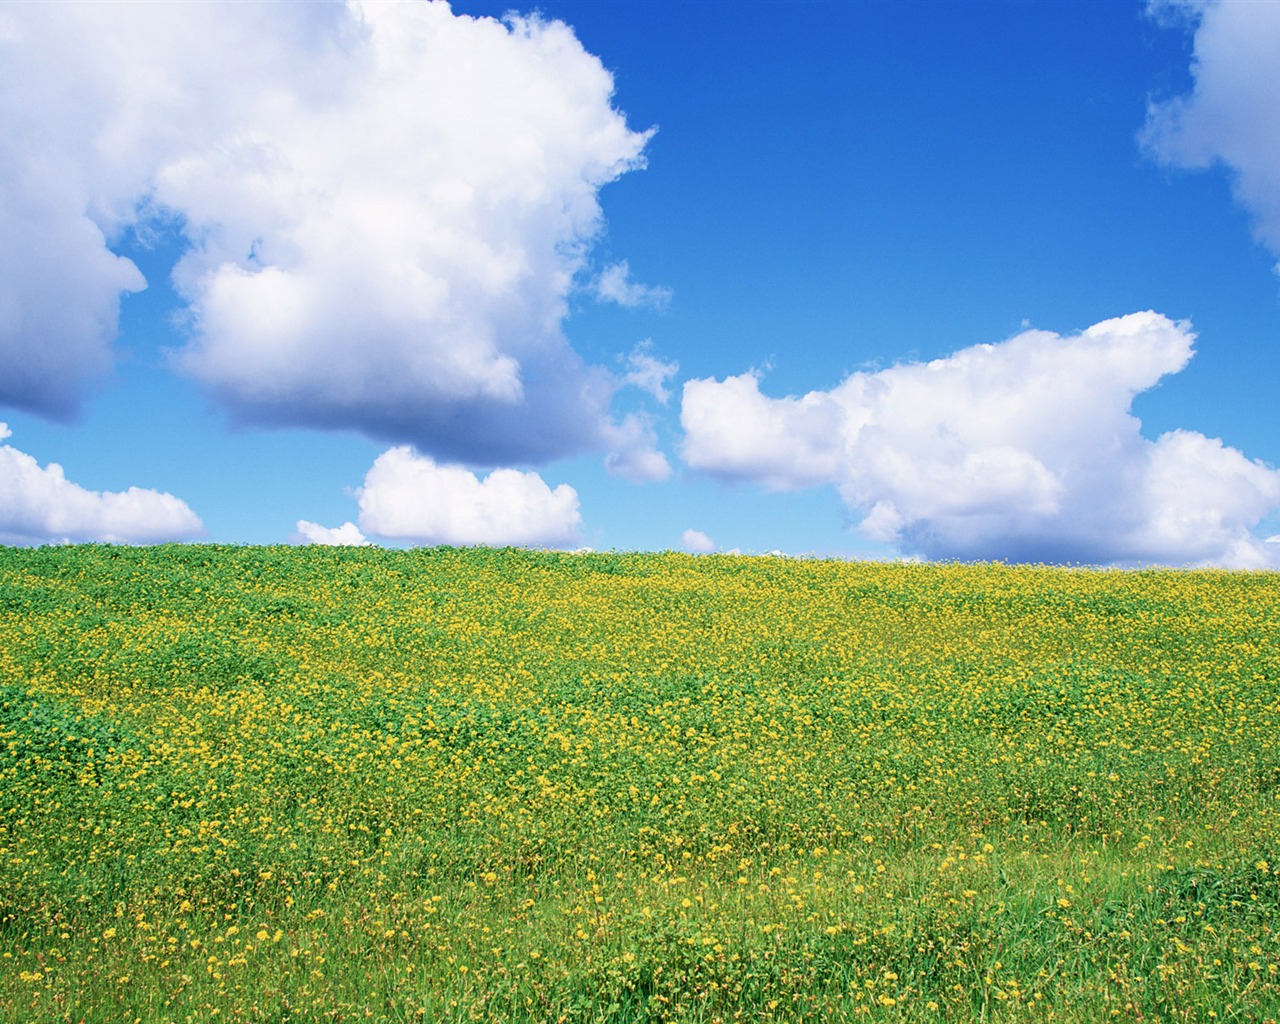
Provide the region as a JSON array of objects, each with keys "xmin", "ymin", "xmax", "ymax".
[
  {"xmin": 0, "ymin": 2, "xmax": 651, "ymax": 465},
  {"xmin": 682, "ymin": 370, "xmax": 845, "ymax": 491},
  {"xmin": 681, "ymin": 528, "xmax": 716, "ymax": 554},
  {"xmin": 294, "ymin": 520, "xmax": 368, "ymax": 547},
  {"xmin": 602, "ymin": 412, "xmax": 672, "ymax": 483},
  {"xmin": 595, "ymin": 260, "xmax": 672, "ymax": 309},
  {"xmin": 0, "ymin": 422, "xmax": 203, "ymax": 545},
  {"xmin": 1135, "ymin": 429, "xmax": 1280, "ymax": 568},
  {"xmin": 0, "ymin": 2, "xmax": 332, "ymax": 420},
  {"xmin": 0, "ymin": 2, "xmax": 159, "ymax": 419},
  {"xmin": 680, "ymin": 312, "xmax": 1280, "ymax": 567},
  {"xmin": 353, "ymin": 446, "xmax": 582, "ymax": 548},
  {"xmin": 622, "ymin": 340, "xmax": 679, "ymax": 403},
  {"xmin": 1143, "ymin": 0, "xmax": 1280, "ymax": 262}
]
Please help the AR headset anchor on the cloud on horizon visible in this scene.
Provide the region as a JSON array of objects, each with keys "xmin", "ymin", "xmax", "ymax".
[
  {"xmin": 0, "ymin": 1, "xmax": 653, "ymax": 465},
  {"xmin": 294, "ymin": 520, "xmax": 370, "ymax": 547},
  {"xmin": 302, "ymin": 446, "xmax": 584, "ymax": 548},
  {"xmin": 0, "ymin": 423, "xmax": 203, "ymax": 545},
  {"xmin": 681, "ymin": 312, "xmax": 1280, "ymax": 568},
  {"xmin": 681, "ymin": 528, "xmax": 716, "ymax": 554}
]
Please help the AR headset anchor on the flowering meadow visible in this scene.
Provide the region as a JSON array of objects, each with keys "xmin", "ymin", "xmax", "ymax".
[{"xmin": 1, "ymin": 544, "xmax": 1278, "ymax": 1023}]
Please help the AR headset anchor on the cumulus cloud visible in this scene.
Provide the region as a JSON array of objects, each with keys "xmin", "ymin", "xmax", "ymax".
[
  {"xmin": 1, "ymin": 2, "xmax": 652, "ymax": 464},
  {"xmin": 1143, "ymin": 1, "xmax": 1280, "ymax": 262},
  {"xmin": 682, "ymin": 371, "xmax": 844, "ymax": 491},
  {"xmin": 0, "ymin": 209, "xmax": 144, "ymax": 420},
  {"xmin": 681, "ymin": 528, "xmax": 716, "ymax": 554},
  {"xmin": 595, "ymin": 260, "xmax": 672, "ymax": 309},
  {"xmin": 0, "ymin": 3, "xmax": 158, "ymax": 419},
  {"xmin": 294, "ymin": 520, "xmax": 368, "ymax": 547},
  {"xmin": 681, "ymin": 312, "xmax": 1280, "ymax": 567},
  {"xmin": 602, "ymin": 413, "xmax": 672, "ymax": 483},
  {"xmin": 351, "ymin": 446, "xmax": 582, "ymax": 548},
  {"xmin": 0, "ymin": 422, "xmax": 203, "ymax": 545},
  {"xmin": 0, "ymin": 2, "xmax": 338, "ymax": 419},
  {"xmin": 622, "ymin": 340, "xmax": 679, "ymax": 403}
]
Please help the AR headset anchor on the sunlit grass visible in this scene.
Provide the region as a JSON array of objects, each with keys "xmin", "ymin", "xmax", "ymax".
[{"xmin": 1, "ymin": 544, "xmax": 1278, "ymax": 1022}]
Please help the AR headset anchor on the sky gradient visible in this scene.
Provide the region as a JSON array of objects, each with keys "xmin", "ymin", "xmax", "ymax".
[{"xmin": 2, "ymin": 0, "xmax": 1280, "ymax": 566}]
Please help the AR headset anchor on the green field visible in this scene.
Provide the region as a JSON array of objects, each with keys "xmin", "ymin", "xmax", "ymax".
[{"xmin": 1, "ymin": 544, "xmax": 1278, "ymax": 1022}]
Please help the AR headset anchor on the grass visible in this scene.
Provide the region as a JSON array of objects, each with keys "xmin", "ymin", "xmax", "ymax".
[{"xmin": 0, "ymin": 543, "xmax": 1277, "ymax": 1022}]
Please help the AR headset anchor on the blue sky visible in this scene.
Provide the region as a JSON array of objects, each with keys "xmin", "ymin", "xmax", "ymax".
[{"xmin": 3, "ymin": 0, "xmax": 1280, "ymax": 565}]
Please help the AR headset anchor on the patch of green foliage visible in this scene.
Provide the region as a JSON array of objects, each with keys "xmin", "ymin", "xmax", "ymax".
[{"xmin": 0, "ymin": 544, "xmax": 1278, "ymax": 1022}]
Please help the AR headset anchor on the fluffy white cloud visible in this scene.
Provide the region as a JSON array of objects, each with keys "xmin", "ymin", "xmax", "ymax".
[
  {"xmin": 681, "ymin": 312, "xmax": 1280, "ymax": 567},
  {"xmin": 602, "ymin": 413, "xmax": 672, "ymax": 483},
  {"xmin": 0, "ymin": 1, "xmax": 651, "ymax": 464},
  {"xmin": 0, "ymin": 423, "xmax": 203, "ymax": 545},
  {"xmin": 681, "ymin": 528, "xmax": 716, "ymax": 554},
  {"xmin": 352, "ymin": 446, "xmax": 582, "ymax": 548},
  {"xmin": 0, "ymin": 3, "xmax": 336, "ymax": 419},
  {"xmin": 1134, "ymin": 429, "xmax": 1280, "ymax": 566},
  {"xmin": 294, "ymin": 520, "xmax": 368, "ymax": 547},
  {"xmin": 622, "ymin": 340, "xmax": 679, "ymax": 403},
  {"xmin": 595, "ymin": 260, "xmax": 672, "ymax": 309},
  {"xmin": 682, "ymin": 371, "xmax": 845, "ymax": 491},
  {"xmin": 1143, "ymin": 1, "xmax": 1280, "ymax": 262},
  {"xmin": 0, "ymin": 2, "xmax": 160, "ymax": 419}
]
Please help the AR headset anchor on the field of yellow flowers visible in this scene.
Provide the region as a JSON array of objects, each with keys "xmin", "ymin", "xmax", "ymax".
[{"xmin": 1, "ymin": 544, "xmax": 1278, "ymax": 1022}]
